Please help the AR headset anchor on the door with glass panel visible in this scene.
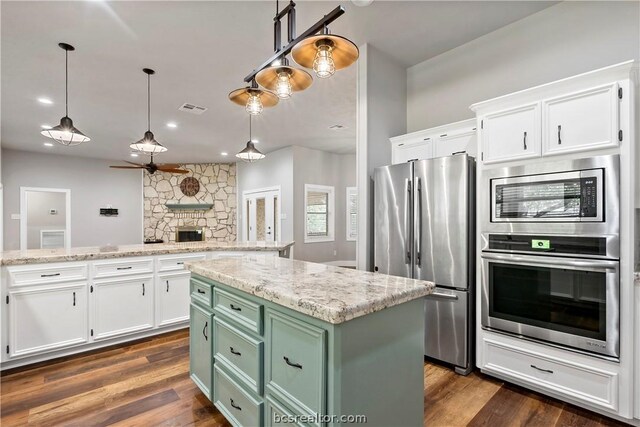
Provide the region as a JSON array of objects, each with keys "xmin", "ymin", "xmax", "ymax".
[{"xmin": 243, "ymin": 189, "xmax": 279, "ymax": 242}]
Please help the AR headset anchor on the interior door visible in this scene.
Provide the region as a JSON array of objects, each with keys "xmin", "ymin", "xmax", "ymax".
[
  {"xmin": 373, "ymin": 163, "xmax": 413, "ymax": 278},
  {"xmin": 245, "ymin": 190, "xmax": 279, "ymax": 242},
  {"xmin": 413, "ymin": 155, "xmax": 470, "ymax": 289}
]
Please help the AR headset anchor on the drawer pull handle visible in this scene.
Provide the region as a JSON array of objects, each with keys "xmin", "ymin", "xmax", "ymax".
[
  {"xmin": 166, "ymin": 280, "xmax": 169, "ymax": 292},
  {"xmin": 117, "ymin": 266, "xmax": 132, "ymax": 270},
  {"xmin": 230, "ymin": 398, "xmax": 242, "ymax": 411},
  {"xmin": 203, "ymin": 322, "xmax": 208, "ymax": 341},
  {"xmin": 530, "ymin": 364, "xmax": 553, "ymax": 374},
  {"xmin": 523, "ymin": 131, "xmax": 528, "ymax": 150},
  {"xmin": 229, "ymin": 347, "xmax": 241, "ymax": 356},
  {"xmin": 557, "ymin": 125, "xmax": 562, "ymax": 144},
  {"xmin": 284, "ymin": 356, "xmax": 303, "ymax": 370},
  {"xmin": 41, "ymin": 273, "xmax": 61, "ymax": 278},
  {"xmin": 177, "ymin": 262, "xmax": 184, "ymax": 265},
  {"xmin": 230, "ymin": 304, "xmax": 242, "ymax": 312},
  {"xmin": 197, "ymin": 289, "xmax": 206, "ymax": 294},
  {"xmin": 142, "ymin": 283, "xmax": 145, "ymax": 296},
  {"xmin": 73, "ymin": 292, "xmax": 76, "ymax": 306}
]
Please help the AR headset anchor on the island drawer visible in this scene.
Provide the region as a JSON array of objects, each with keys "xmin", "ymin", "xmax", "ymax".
[
  {"xmin": 265, "ymin": 394, "xmax": 307, "ymax": 426},
  {"xmin": 157, "ymin": 253, "xmax": 206, "ymax": 272},
  {"xmin": 213, "ymin": 317, "xmax": 264, "ymax": 395},
  {"xmin": 8, "ymin": 263, "xmax": 88, "ymax": 287},
  {"xmin": 214, "ymin": 364, "xmax": 263, "ymax": 427},
  {"xmin": 481, "ymin": 338, "xmax": 618, "ymax": 411},
  {"xmin": 191, "ymin": 278, "xmax": 213, "ymax": 307},
  {"xmin": 92, "ymin": 258, "xmax": 154, "ymax": 279},
  {"xmin": 266, "ymin": 309, "xmax": 326, "ymax": 418},
  {"xmin": 213, "ymin": 287, "xmax": 263, "ymax": 335}
]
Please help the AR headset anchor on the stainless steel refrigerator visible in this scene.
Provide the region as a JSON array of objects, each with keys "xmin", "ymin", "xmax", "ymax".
[{"xmin": 374, "ymin": 154, "xmax": 475, "ymax": 375}]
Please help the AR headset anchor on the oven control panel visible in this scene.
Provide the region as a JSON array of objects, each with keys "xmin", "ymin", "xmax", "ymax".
[
  {"xmin": 488, "ymin": 234, "xmax": 607, "ymax": 256},
  {"xmin": 580, "ymin": 177, "xmax": 598, "ymax": 217}
]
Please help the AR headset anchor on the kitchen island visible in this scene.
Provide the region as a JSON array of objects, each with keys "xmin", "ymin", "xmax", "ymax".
[
  {"xmin": 0, "ymin": 241, "xmax": 293, "ymax": 369},
  {"xmin": 186, "ymin": 254, "xmax": 434, "ymax": 427}
]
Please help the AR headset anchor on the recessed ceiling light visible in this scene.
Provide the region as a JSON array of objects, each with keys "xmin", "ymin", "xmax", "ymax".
[
  {"xmin": 166, "ymin": 122, "xmax": 177, "ymax": 128},
  {"xmin": 221, "ymin": 152, "xmax": 228, "ymax": 156},
  {"xmin": 130, "ymin": 153, "xmax": 139, "ymax": 157},
  {"xmin": 43, "ymin": 142, "xmax": 54, "ymax": 147},
  {"xmin": 41, "ymin": 124, "xmax": 53, "ymax": 130},
  {"xmin": 38, "ymin": 97, "xmax": 53, "ymax": 105}
]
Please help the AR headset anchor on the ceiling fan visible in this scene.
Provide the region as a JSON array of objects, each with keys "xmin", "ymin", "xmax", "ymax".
[{"xmin": 110, "ymin": 157, "xmax": 188, "ymax": 174}]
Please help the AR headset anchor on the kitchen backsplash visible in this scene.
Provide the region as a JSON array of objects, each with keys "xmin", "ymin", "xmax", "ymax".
[{"xmin": 143, "ymin": 163, "xmax": 237, "ymax": 243}]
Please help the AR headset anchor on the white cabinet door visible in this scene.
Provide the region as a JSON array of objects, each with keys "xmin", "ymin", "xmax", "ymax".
[
  {"xmin": 482, "ymin": 103, "xmax": 541, "ymax": 164},
  {"xmin": 392, "ymin": 139, "xmax": 433, "ymax": 164},
  {"xmin": 157, "ymin": 272, "xmax": 191, "ymax": 327},
  {"xmin": 434, "ymin": 128, "xmax": 476, "ymax": 158},
  {"xmin": 92, "ymin": 276, "xmax": 154, "ymax": 340},
  {"xmin": 9, "ymin": 283, "xmax": 87, "ymax": 357},
  {"xmin": 542, "ymin": 83, "xmax": 620, "ymax": 156}
]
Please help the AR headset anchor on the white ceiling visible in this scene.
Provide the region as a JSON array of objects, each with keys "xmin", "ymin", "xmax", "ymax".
[{"xmin": 1, "ymin": 1, "xmax": 555, "ymax": 163}]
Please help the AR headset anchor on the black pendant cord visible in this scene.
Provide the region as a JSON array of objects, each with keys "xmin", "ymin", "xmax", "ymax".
[
  {"xmin": 249, "ymin": 115, "xmax": 252, "ymax": 141},
  {"xmin": 65, "ymin": 48, "xmax": 69, "ymax": 117},
  {"xmin": 147, "ymin": 73, "xmax": 151, "ymax": 132}
]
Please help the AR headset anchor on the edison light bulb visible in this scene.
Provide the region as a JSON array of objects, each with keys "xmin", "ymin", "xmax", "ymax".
[
  {"xmin": 313, "ymin": 44, "xmax": 335, "ymax": 79},
  {"xmin": 246, "ymin": 93, "xmax": 263, "ymax": 115},
  {"xmin": 275, "ymin": 71, "xmax": 293, "ymax": 99}
]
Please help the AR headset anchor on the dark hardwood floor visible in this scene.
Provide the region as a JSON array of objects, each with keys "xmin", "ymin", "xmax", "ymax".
[{"xmin": 0, "ymin": 329, "xmax": 629, "ymax": 426}]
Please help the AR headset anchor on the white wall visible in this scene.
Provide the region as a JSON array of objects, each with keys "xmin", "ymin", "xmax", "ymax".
[
  {"xmin": 2, "ymin": 149, "xmax": 143, "ymax": 250},
  {"xmin": 357, "ymin": 44, "xmax": 408, "ymax": 270},
  {"xmin": 407, "ymin": 1, "xmax": 640, "ymax": 132},
  {"xmin": 292, "ymin": 146, "xmax": 356, "ymax": 263},
  {"xmin": 237, "ymin": 146, "xmax": 295, "ymax": 243},
  {"xmin": 25, "ymin": 190, "xmax": 66, "ymax": 249}
]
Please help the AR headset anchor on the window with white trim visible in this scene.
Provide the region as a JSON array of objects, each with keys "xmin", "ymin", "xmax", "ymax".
[{"xmin": 304, "ymin": 184, "xmax": 335, "ymax": 243}]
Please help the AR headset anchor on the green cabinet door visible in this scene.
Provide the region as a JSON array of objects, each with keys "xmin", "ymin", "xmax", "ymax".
[{"xmin": 190, "ymin": 302, "xmax": 213, "ymax": 400}]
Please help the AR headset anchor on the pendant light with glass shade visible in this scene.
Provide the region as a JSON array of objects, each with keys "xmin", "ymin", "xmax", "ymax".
[
  {"xmin": 236, "ymin": 115, "xmax": 265, "ymax": 162},
  {"xmin": 130, "ymin": 68, "xmax": 167, "ymax": 155},
  {"xmin": 40, "ymin": 43, "xmax": 91, "ymax": 146},
  {"xmin": 291, "ymin": 24, "xmax": 359, "ymax": 79},
  {"xmin": 228, "ymin": 79, "xmax": 278, "ymax": 116}
]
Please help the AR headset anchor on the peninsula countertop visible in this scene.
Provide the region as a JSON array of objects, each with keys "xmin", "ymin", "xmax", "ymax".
[
  {"xmin": 0, "ymin": 241, "xmax": 294, "ymax": 266},
  {"xmin": 186, "ymin": 254, "xmax": 435, "ymax": 324}
]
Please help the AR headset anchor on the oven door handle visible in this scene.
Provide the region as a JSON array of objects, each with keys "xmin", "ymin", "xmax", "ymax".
[{"xmin": 481, "ymin": 252, "xmax": 619, "ymax": 271}]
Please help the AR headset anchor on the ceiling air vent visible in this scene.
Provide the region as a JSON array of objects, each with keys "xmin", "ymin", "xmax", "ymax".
[{"xmin": 178, "ymin": 103, "xmax": 208, "ymax": 115}]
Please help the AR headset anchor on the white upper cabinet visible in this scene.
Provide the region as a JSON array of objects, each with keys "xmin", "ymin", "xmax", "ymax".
[
  {"xmin": 390, "ymin": 119, "xmax": 476, "ymax": 165},
  {"xmin": 542, "ymin": 83, "xmax": 620, "ymax": 156},
  {"xmin": 391, "ymin": 135, "xmax": 434, "ymax": 164},
  {"xmin": 481, "ymin": 103, "xmax": 541, "ymax": 164}
]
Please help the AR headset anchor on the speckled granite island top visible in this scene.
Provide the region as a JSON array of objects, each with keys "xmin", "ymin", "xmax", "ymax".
[
  {"xmin": 0, "ymin": 241, "xmax": 294, "ymax": 266},
  {"xmin": 186, "ymin": 254, "xmax": 435, "ymax": 324}
]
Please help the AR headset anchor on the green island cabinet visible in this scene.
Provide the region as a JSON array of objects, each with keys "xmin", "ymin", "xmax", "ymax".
[{"xmin": 189, "ymin": 273, "xmax": 425, "ymax": 427}]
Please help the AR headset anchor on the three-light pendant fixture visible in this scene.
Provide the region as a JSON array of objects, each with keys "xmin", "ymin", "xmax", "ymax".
[{"xmin": 228, "ymin": 1, "xmax": 359, "ymax": 117}]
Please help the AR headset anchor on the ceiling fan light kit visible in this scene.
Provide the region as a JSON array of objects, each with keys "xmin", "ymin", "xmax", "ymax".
[{"xmin": 40, "ymin": 43, "xmax": 91, "ymax": 146}]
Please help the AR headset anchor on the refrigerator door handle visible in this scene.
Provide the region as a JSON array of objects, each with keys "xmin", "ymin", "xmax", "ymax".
[
  {"xmin": 416, "ymin": 177, "xmax": 422, "ymax": 267},
  {"xmin": 427, "ymin": 291, "xmax": 459, "ymax": 300},
  {"xmin": 405, "ymin": 179, "xmax": 412, "ymax": 264}
]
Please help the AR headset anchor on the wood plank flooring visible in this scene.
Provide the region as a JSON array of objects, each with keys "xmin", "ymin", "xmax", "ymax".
[{"xmin": 0, "ymin": 329, "xmax": 629, "ymax": 426}]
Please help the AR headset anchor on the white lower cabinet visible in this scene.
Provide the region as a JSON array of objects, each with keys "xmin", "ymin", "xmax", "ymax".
[
  {"xmin": 481, "ymin": 337, "xmax": 619, "ymax": 412},
  {"xmin": 157, "ymin": 272, "xmax": 191, "ymax": 327},
  {"xmin": 8, "ymin": 283, "xmax": 88, "ymax": 357},
  {"xmin": 92, "ymin": 275, "xmax": 154, "ymax": 340}
]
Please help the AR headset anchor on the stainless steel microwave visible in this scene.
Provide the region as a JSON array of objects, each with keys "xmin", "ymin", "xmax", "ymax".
[{"xmin": 491, "ymin": 169, "xmax": 603, "ymax": 222}]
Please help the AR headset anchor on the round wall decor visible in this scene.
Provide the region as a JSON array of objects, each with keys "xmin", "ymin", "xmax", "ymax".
[{"xmin": 179, "ymin": 177, "xmax": 200, "ymax": 197}]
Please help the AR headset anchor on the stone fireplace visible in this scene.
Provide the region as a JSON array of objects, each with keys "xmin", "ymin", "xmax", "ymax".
[{"xmin": 143, "ymin": 163, "xmax": 236, "ymax": 243}]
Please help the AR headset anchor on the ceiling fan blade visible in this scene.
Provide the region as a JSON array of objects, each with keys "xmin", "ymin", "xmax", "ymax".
[
  {"xmin": 110, "ymin": 165, "xmax": 145, "ymax": 169},
  {"xmin": 123, "ymin": 160, "xmax": 145, "ymax": 167},
  {"xmin": 156, "ymin": 163, "xmax": 181, "ymax": 168},
  {"xmin": 157, "ymin": 167, "xmax": 189, "ymax": 174}
]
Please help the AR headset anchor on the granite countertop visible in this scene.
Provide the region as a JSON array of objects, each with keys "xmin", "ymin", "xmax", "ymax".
[
  {"xmin": 186, "ymin": 254, "xmax": 435, "ymax": 324},
  {"xmin": 0, "ymin": 241, "xmax": 294, "ymax": 266}
]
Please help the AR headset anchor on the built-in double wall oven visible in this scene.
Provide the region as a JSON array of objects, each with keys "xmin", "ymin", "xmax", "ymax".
[{"xmin": 481, "ymin": 154, "xmax": 620, "ymax": 359}]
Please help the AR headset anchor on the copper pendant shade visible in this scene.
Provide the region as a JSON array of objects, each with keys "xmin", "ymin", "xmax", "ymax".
[
  {"xmin": 228, "ymin": 84, "xmax": 279, "ymax": 112},
  {"xmin": 255, "ymin": 58, "xmax": 313, "ymax": 96},
  {"xmin": 291, "ymin": 33, "xmax": 359, "ymax": 71}
]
